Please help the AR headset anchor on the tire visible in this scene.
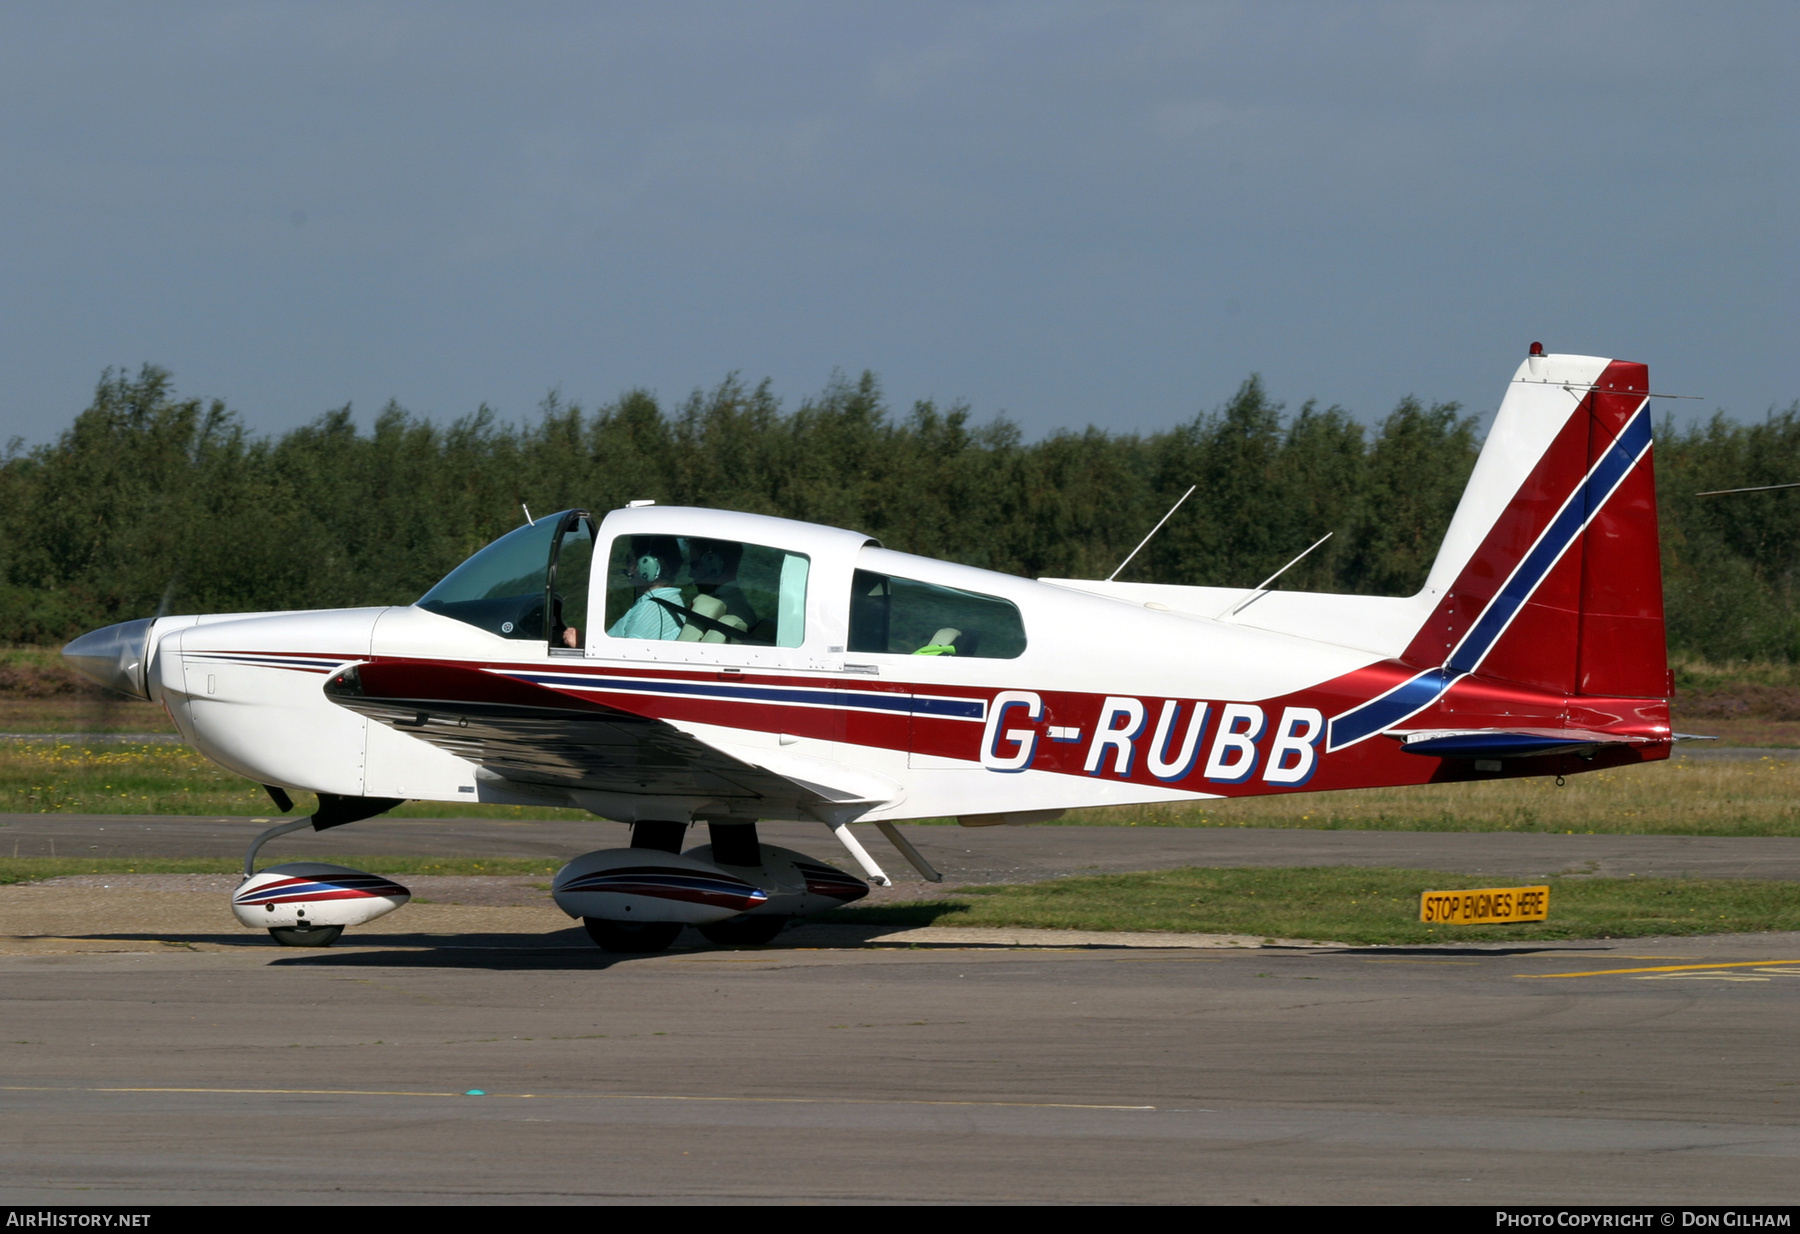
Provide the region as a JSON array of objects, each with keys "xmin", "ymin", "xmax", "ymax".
[
  {"xmin": 582, "ymin": 918, "xmax": 683, "ymax": 953},
  {"xmin": 698, "ymin": 916, "xmax": 786, "ymax": 946},
  {"xmin": 268, "ymin": 924, "xmax": 344, "ymax": 947}
]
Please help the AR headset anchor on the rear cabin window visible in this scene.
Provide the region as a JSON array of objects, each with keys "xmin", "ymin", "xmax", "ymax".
[
  {"xmin": 848, "ymin": 569, "xmax": 1026, "ymax": 659},
  {"xmin": 603, "ymin": 536, "xmax": 809, "ymax": 648}
]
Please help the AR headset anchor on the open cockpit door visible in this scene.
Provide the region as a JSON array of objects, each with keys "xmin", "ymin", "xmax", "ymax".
[{"xmin": 547, "ymin": 511, "xmax": 596, "ymax": 654}]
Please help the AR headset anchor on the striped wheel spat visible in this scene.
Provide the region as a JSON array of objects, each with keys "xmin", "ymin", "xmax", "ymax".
[
  {"xmin": 233, "ymin": 874, "xmax": 410, "ymax": 906},
  {"xmin": 557, "ymin": 866, "xmax": 768, "ymax": 913},
  {"xmin": 794, "ymin": 859, "xmax": 870, "ymax": 903}
]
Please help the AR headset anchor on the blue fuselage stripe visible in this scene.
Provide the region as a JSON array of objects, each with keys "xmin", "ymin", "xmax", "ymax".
[
  {"xmin": 1328, "ymin": 668, "xmax": 1459, "ymax": 750},
  {"xmin": 503, "ymin": 671, "xmax": 986, "ymax": 720}
]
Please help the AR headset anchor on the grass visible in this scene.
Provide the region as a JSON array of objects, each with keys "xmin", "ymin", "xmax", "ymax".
[
  {"xmin": 1054, "ymin": 756, "xmax": 1800, "ymax": 836},
  {"xmin": 6, "ymin": 738, "xmax": 1800, "ymax": 834},
  {"xmin": 0, "ymin": 645, "xmax": 174, "ymax": 734},
  {"xmin": 819, "ymin": 866, "xmax": 1800, "ymax": 945},
  {"xmin": 0, "ymin": 740, "xmax": 589, "ymax": 820},
  {"xmin": 1670, "ymin": 654, "xmax": 1800, "ymax": 692},
  {"xmin": 0, "ymin": 856, "xmax": 563, "ymax": 884}
]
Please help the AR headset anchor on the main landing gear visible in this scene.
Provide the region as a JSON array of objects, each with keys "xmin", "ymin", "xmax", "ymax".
[{"xmin": 554, "ymin": 818, "xmax": 898, "ymax": 953}]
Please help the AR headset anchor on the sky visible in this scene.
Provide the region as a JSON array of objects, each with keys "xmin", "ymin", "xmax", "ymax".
[{"xmin": 1, "ymin": 1, "xmax": 1794, "ymax": 447}]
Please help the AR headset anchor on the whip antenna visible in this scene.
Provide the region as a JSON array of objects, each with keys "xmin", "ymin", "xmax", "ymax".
[
  {"xmin": 1226, "ymin": 531, "xmax": 1333, "ymax": 617},
  {"xmin": 1107, "ymin": 485, "xmax": 1197, "ymax": 582}
]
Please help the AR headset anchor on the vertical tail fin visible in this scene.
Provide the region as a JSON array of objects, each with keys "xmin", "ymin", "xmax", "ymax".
[{"xmin": 1404, "ymin": 350, "xmax": 1666, "ymax": 698}]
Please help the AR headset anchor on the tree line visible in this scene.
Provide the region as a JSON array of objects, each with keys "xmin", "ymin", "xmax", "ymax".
[{"xmin": 2, "ymin": 364, "xmax": 1797, "ymax": 662}]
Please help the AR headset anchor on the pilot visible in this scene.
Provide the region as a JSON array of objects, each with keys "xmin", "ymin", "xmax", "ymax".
[{"xmin": 606, "ymin": 537, "xmax": 687, "ymax": 640}]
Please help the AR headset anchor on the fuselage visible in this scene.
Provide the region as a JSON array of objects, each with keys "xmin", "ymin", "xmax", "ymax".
[{"xmin": 116, "ymin": 501, "xmax": 1667, "ymax": 828}]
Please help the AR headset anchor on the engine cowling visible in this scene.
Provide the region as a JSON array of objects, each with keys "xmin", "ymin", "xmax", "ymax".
[
  {"xmin": 231, "ymin": 863, "xmax": 410, "ymax": 931},
  {"xmin": 683, "ymin": 843, "xmax": 869, "ymax": 918},
  {"xmin": 552, "ymin": 849, "xmax": 768, "ymax": 925}
]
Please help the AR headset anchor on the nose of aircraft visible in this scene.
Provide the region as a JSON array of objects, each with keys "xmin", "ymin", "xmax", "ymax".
[{"xmin": 62, "ymin": 618, "xmax": 155, "ymax": 700}]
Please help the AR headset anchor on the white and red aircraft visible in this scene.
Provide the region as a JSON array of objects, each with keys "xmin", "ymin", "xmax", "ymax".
[{"xmin": 63, "ymin": 346, "xmax": 1673, "ymax": 950}]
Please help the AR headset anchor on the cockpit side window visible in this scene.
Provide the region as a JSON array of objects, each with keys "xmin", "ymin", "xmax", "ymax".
[
  {"xmin": 847, "ymin": 569, "xmax": 1026, "ymax": 658},
  {"xmin": 603, "ymin": 536, "xmax": 810, "ymax": 648},
  {"xmin": 417, "ymin": 516, "xmax": 563, "ymax": 639}
]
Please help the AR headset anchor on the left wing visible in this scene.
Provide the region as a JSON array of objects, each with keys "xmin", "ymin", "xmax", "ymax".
[{"xmin": 324, "ymin": 660, "xmax": 840, "ymax": 814}]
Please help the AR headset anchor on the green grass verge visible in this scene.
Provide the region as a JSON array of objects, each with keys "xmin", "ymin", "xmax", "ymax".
[
  {"xmin": 0, "ymin": 856, "xmax": 562, "ymax": 884},
  {"xmin": 1045, "ymin": 757, "xmax": 1800, "ymax": 835},
  {"xmin": 0, "ymin": 740, "xmax": 589, "ymax": 819},
  {"xmin": 820, "ymin": 866, "xmax": 1800, "ymax": 944},
  {"xmin": 7, "ymin": 736, "xmax": 1800, "ymax": 836}
]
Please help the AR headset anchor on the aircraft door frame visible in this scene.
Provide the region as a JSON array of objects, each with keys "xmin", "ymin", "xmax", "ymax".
[{"xmin": 544, "ymin": 509, "xmax": 597, "ymax": 658}]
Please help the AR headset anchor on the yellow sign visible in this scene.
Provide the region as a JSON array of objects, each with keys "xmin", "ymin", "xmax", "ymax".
[{"xmin": 1419, "ymin": 885, "xmax": 1549, "ymax": 924}]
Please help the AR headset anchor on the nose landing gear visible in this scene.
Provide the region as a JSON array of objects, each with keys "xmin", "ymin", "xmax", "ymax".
[
  {"xmin": 267, "ymin": 924, "xmax": 345, "ymax": 947},
  {"xmin": 231, "ymin": 800, "xmax": 410, "ymax": 946}
]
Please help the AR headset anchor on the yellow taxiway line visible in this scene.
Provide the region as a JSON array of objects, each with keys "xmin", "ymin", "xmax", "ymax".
[{"xmin": 1517, "ymin": 959, "xmax": 1800, "ymax": 978}]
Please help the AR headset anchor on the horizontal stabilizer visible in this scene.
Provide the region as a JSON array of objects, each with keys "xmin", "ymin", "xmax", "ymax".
[{"xmin": 1389, "ymin": 728, "xmax": 1659, "ymax": 760}]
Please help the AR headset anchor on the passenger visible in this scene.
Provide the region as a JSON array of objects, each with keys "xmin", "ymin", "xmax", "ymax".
[
  {"xmin": 687, "ymin": 539, "xmax": 759, "ymax": 632},
  {"xmin": 606, "ymin": 537, "xmax": 687, "ymax": 640}
]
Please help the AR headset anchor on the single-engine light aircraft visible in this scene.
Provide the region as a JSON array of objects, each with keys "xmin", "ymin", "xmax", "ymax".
[{"xmin": 64, "ymin": 346, "xmax": 1675, "ymax": 950}]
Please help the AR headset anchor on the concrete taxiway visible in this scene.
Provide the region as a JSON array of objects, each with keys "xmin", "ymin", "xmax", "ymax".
[
  {"xmin": 1, "ymin": 927, "xmax": 1798, "ymax": 1204},
  {"xmin": 2, "ymin": 815, "xmax": 1798, "ymax": 1204}
]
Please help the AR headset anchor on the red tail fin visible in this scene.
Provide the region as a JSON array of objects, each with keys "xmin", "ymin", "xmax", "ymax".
[{"xmin": 1403, "ymin": 357, "xmax": 1665, "ymax": 699}]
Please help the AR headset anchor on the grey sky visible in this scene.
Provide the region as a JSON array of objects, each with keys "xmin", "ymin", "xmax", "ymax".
[{"xmin": 1, "ymin": 2, "xmax": 1793, "ymax": 446}]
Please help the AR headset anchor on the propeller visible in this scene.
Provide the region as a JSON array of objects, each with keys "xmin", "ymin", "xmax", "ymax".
[{"xmin": 66, "ymin": 576, "xmax": 180, "ymax": 736}]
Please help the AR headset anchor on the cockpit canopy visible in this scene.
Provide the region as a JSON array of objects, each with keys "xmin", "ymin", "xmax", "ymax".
[
  {"xmin": 417, "ymin": 511, "xmax": 593, "ymax": 642},
  {"xmin": 416, "ymin": 505, "xmax": 1027, "ymax": 659}
]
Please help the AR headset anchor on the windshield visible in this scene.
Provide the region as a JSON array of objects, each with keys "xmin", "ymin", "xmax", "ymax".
[{"xmin": 417, "ymin": 515, "xmax": 566, "ymax": 639}]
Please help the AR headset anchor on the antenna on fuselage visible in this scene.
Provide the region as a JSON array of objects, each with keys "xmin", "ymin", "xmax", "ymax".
[
  {"xmin": 1225, "ymin": 531, "xmax": 1334, "ymax": 617},
  {"xmin": 521, "ymin": 503, "xmax": 535, "ymax": 526},
  {"xmin": 1107, "ymin": 485, "xmax": 1197, "ymax": 582}
]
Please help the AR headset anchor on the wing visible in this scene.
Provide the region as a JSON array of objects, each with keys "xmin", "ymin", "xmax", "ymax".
[{"xmin": 323, "ymin": 659, "xmax": 839, "ymax": 814}]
